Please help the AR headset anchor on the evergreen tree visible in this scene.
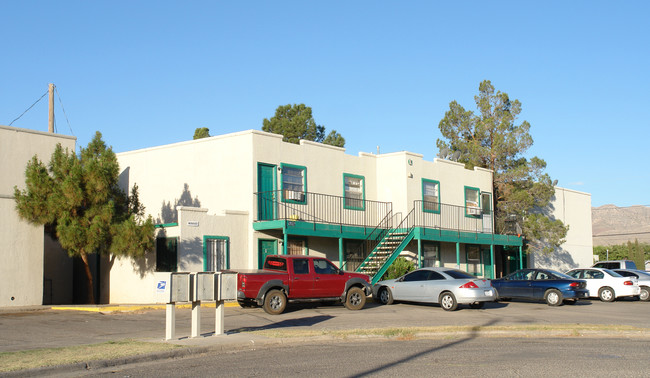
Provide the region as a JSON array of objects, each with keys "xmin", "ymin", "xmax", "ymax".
[
  {"xmin": 437, "ymin": 80, "xmax": 568, "ymax": 254},
  {"xmin": 14, "ymin": 132, "xmax": 154, "ymax": 303},
  {"xmin": 193, "ymin": 127, "xmax": 210, "ymax": 139},
  {"xmin": 262, "ymin": 104, "xmax": 345, "ymax": 147}
]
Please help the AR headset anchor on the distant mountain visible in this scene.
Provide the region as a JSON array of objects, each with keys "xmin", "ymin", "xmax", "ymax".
[{"xmin": 592, "ymin": 205, "xmax": 650, "ymax": 246}]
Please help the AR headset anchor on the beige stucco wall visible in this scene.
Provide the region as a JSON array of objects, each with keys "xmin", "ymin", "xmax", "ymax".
[
  {"xmin": 529, "ymin": 187, "xmax": 593, "ymax": 271},
  {"xmin": 0, "ymin": 125, "xmax": 76, "ymax": 307},
  {"xmin": 107, "ymin": 206, "xmax": 248, "ymax": 304}
]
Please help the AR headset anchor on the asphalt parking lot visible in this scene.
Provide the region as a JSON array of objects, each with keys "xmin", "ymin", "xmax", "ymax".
[{"xmin": 1, "ymin": 297, "xmax": 649, "ymax": 354}]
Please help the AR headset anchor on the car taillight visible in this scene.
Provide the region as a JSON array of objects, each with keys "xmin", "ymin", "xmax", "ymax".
[
  {"xmin": 241, "ymin": 276, "xmax": 246, "ymax": 288},
  {"xmin": 460, "ymin": 281, "xmax": 479, "ymax": 289},
  {"xmin": 569, "ymin": 282, "xmax": 579, "ymax": 288},
  {"xmin": 624, "ymin": 280, "xmax": 633, "ymax": 286}
]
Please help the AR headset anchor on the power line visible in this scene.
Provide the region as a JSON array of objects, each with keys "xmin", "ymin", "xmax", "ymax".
[
  {"xmin": 55, "ymin": 87, "xmax": 74, "ymax": 136},
  {"xmin": 8, "ymin": 91, "xmax": 48, "ymax": 126}
]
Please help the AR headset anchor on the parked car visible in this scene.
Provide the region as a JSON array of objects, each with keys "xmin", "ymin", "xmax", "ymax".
[
  {"xmin": 491, "ymin": 269, "xmax": 588, "ymax": 306},
  {"xmin": 592, "ymin": 260, "xmax": 637, "ymax": 270},
  {"xmin": 236, "ymin": 255, "xmax": 371, "ymax": 314},
  {"xmin": 372, "ymin": 267, "xmax": 495, "ymax": 311},
  {"xmin": 612, "ymin": 269, "xmax": 650, "ymax": 301},
  {"xmin": 565, "ymin": 268, "xmax": 640, "ymax": 302}
]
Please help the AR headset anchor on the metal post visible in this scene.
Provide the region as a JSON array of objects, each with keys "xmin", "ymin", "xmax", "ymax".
[
  {"xmin": 48, "ymin": 83, "xmax": 54, "ymax": 133},
  {"xmin": 519, "ymin": 246, "xmax": 523, "ymax": 270},
  {"xmin": 215, "ymin": 300, "xmax": 225, "ymax": 335},
  {"xmin": 338, "ymin": 238, "xmax": 344, "ymax": 268},
  {"xmin": 456, "ymin": 242, "xmax": 460, "ymax": 269},
  {"xmin": 191, "ymin": 301, "xmax": 201, "ymax": 338},
  {"xmin": 165, "ymin": 303, "xmax": 176, "ymax": 341},
  {"xmin": 417, "ymin": 238, "xmax": 422, "ymax": 268},
  {"xmin": 490, "ymin": 244, "xmax": 495, "ymax": 279}
]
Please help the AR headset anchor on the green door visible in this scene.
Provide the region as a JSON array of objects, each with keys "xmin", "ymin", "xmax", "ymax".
[
  {"xmin": 257, "ymin": 163, "xmax": 276, "ymax": 221},
  {"xmin": 482, "ymin": 247, "xmax": 493, "ymax": 279},
  {"xmin": 258, "ymin": 239, "xmax": 277, "ymax": 268}
]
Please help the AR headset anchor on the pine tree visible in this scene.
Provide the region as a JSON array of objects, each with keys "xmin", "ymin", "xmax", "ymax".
[{"xmin": 14, "ymin": 132, "xmax": 154, "ymax": 303}]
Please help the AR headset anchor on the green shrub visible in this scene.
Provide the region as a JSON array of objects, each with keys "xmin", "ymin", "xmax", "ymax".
[{"xmin": 383, "ymin": 257, "xmax": 416, "ymax": 280}]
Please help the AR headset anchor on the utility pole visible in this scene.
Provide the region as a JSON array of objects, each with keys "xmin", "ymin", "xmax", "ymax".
[{"xmin": 48, "ymin": 83, "xmax": 55, "ymax": 133}]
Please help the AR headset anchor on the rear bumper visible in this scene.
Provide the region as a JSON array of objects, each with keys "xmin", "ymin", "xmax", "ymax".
[
  {"xmin": 456, "ymin": 288, "xmax": 497, "ymax": 303},
  {"xmin": 562, "ymin": 289, "xmax": 589, "ymax": 299}
]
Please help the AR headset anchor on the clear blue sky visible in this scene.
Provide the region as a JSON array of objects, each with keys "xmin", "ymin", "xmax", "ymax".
[{"xmin": 2, "ymin": 1, "xmax": 648, "ymax": 208}]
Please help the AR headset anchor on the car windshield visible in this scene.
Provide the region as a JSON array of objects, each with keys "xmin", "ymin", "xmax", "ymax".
[
  {"xmin": 444, "ymin": 269, "xmax": 475, "ymax": 279},
  {"xmin": 603, "ymin": 269, "xmax": 623, "ymax": 277}
]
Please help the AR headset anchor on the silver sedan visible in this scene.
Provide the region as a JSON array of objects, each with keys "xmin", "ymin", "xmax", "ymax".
[
  {"xmin": 613, "ymin": 269, "xmax": 650, "ymax": 301},
  {"xmin": 372, "ymin": 267, "xmax": 496, "ymax": 311}
]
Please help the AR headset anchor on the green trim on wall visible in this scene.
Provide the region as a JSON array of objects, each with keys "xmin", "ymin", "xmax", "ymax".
[
  {"xmin": 154, "ymin": 222, "xmax": 179, "ymax": 228},
  {"xmin": 280, "ymin": 163, "xmax": 307, "ymax": 204},
  {"xmin": 343, "ymin": 173, "xmax": 366, "ymax": 211},
  {"xmin": 464, "ymin": 186, "xmax": 481, "ymax": 218},
  {"xmin": 202, "ymin": 235, "xmax": 230, "ymax": 271},
  {"xmin": 422, "ymin": 178, "xmax": 441, "ymax": 214}
]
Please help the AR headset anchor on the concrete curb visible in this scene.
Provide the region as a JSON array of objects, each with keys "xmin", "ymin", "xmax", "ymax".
[{"xmin": 49, "ymin": 302, "xmax": 240, "ymax": 313}]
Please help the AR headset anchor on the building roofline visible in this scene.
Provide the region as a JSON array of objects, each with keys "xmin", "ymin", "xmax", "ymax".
[{"xmin": 0, "ymin": 124, "xmax": 77, "ymax": 142}]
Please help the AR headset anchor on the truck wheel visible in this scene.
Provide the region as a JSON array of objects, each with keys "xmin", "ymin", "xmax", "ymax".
[
  {"xmin": 263, "ymin": 289, "xmax": 287, "ymax": 315},
  {"xmin": 345, "ymin": 287, "xmax": 366, "ymax": 310}
]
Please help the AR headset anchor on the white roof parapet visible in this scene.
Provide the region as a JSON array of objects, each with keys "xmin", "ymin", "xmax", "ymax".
[
  {"xmin": 117, "ymin": 129, "xmax": 283, "ymax": 156},
  {"xmin": 299, "ymin": 139, "xmax": 346, "ymax": 152},
  {"xmin": 0, "ymin": 124, "xmax": 77, "ymax": 141},
  {"xmin": 176, "ymin": 206, "xmax": 208, "ymax": 213}
]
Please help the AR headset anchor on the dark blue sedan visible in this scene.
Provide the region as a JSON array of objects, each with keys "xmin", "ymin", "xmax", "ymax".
[{"xmin": 492, "ymin": 269, "xmax": 588, "ymax": 306}]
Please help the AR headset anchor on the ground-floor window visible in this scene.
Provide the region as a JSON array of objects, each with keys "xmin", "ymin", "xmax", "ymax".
[
  {"xmin": 422, "ymin": 243, "xmax": 440, "ymax": 267},
  {"xmin": 156, "ymin": 237, "xmax": 178, "ymax": 272},
  {"xmin": 344, "ymin": 240, "xmax": 364, "ymax": 271},
  {"xmin": 466, "ymin": 245, "xmax": 481, "ymax": 276},
  {"xmin": 205, "ymin": 236, "xmax": 229, "ymax": 271},
  {"xmin": 287, "ymin": 238, "xmax": 307, "ymax": 255}
]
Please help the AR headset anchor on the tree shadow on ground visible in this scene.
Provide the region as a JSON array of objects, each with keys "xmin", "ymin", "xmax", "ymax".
[{"xmin": 225, "ymin": 315, "xmax": 335, "ymax": 334}]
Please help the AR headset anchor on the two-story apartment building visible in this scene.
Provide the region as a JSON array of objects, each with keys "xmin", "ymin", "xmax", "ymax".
[{"xmin": 107, "ymin": 130, "xmax": 523, "ymax": 303}]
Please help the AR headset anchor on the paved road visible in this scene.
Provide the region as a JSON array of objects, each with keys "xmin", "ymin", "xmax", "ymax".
[
  {"xmin": 69, "ymin": 337, "xmax": 650, "ymax": 377},
  {"xmin": 1, "ymin": 298, "xmax": 649, "ymax": 353}
]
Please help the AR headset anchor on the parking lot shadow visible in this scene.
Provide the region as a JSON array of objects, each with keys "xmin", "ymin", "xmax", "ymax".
[
  {"xmin": 226, "ymin": 315, "xmax": 334, "ymax": 334},
  {"xmin": 351, "ymin": 319, "xmax": 499, "ymax": 377}
]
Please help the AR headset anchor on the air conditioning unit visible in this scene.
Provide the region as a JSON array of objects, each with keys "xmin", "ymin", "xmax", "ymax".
[
  {"xmin": 467, "ymin": 207, "xmax": 482, "ymax": 216},
  {"xmin": 286, "ymin": 190, "xmax": 304, "ymax": 201}
]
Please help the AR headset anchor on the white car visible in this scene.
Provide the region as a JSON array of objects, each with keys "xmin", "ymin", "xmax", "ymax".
[{"xmin": 566, "ymin": 268, "xmax": 640, "ymax": 302}]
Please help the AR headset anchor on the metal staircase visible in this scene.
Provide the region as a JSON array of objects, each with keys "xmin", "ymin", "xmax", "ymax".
[{"xmin": 355, "ymin": 209, "xmax": 416, "ymax": 284}]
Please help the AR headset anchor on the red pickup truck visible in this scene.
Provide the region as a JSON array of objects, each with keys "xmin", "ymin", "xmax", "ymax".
[{"xmin": 236, "ymin": 255, "xmax": 372, "ymax": 315}]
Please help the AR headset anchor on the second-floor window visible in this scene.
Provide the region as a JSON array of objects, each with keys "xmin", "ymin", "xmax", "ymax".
[
  {"xmin": 465, "ymin": 186, "xmax": 481, "ymax": 216},
  {"xmin": 281, "ymin": 164, "xmax": 306, "ymax": 203},
  {"xmin": 344, "ymin": 174, "xmax": 365, "ymax": 210},
  {"xmin": 422, "ymin": 179, "xmax": 440, "ymax": 213}
]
